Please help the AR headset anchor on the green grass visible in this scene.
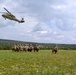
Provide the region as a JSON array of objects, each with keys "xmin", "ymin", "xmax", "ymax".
[{"xmin": 0, "ymin": 50, "xmax": 76, "ymax": 75}]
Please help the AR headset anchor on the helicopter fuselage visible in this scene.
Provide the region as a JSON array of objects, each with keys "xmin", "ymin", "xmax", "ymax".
[{"xmin": 2, "ymin": 13, "xmax": 16, "ymax": 20}]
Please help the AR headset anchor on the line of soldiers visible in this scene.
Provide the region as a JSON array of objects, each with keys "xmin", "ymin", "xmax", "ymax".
[{"xmin": 12, "ymin": 44, "xmax": 40, "ymax": 52}]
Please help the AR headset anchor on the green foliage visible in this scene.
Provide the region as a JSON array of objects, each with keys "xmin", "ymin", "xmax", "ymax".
[
  {"xmin": 0, "ymin": 39, "xmax": 76, "ymax": 50},
  {"xmin": 0, "ymin": 50, "xmax": 76, "ymax": 75}
]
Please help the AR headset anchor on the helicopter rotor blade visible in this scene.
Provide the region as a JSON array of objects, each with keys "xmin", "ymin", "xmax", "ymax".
[
  {"xmin": 0, "ymin": 12, "xmax": 6, "ymax": 13},
  {"xmin": 0, "ymin": 12, "xmax": 26, "ymax": 13},
  {"xmin": 3, "ymin": 7, "xmax": 12, "ymax": 14},
  {"xmin": 10, "ymin": 12, "xmax": 26, "ymax": 13}
]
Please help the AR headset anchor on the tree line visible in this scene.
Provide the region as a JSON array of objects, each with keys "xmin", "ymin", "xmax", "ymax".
[
  {"xmin": 0, "ymin": 39, "xmax": 76, "ymax": 50},
  {"xmin": 0, "ymin": 43, "xmax": 76, "ymax": 50}
]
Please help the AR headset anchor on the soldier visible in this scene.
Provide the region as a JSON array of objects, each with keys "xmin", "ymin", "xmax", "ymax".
[
  {"xmin": 52, "ymin": 44, "xmax": 58, "ymax": 54},
  {"xmin": 20, "ymin": 44, "xmax": 24, "ymax": 52},
  {"xmin": 25, "ymin": 44, "xmax": 29, "ymax": 52},
  {"xmin": 23, "ymin": 44, "xmax": 27, "ymax": 52},
  {"xmin": 12, "ymin": 44, "xmax": 19, "ymax": 52},
  {"xmin": 28, "ymin": 44, "xmax": 33, "ymax": 52},
  {"xmin": 34, "ymin": 44, "xmax": 39, "ymax": 52}
]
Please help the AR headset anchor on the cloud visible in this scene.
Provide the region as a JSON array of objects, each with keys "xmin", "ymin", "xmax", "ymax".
[
  {"xmin": 50, "ymin": 4, "xmax": 67, "ymax": 11},
  {"xmin": 1, "ymin": 0, "xmax": 76, "ymax": 44},
  {"xmin": 32, "ymin": 23, "xmax": 43, "ymax": 32}
]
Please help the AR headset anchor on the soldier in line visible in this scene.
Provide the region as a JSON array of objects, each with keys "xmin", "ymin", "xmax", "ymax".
[
  {"xmin": 12, "ymin": 44, "xmax": 40, "ymax": 52},
  {"xmin": 34, "ymin": 44, "xmax": 40, "ymax": 52},
  {"xmin": 27, "ymin": 44, "xmax": 33, "ymax": 52},
  {"xmin": 12, "ymin": 44, "xmax": 19, "ymax": 52}
]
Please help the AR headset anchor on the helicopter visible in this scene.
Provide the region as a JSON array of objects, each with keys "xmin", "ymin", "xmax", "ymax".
[{"xmin": 1, "ymin": 7, "xmax": 25, "ymax": 23}]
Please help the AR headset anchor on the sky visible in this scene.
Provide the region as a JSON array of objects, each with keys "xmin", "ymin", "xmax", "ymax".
[{"xmin": 0, "ymin": 0, "xmax": 76, "ymax": 44}]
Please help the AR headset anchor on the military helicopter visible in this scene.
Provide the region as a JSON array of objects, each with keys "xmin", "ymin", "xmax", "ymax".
[{"xmin": 1, "ymin": 7, "xmax": 25, "ymax": 23}]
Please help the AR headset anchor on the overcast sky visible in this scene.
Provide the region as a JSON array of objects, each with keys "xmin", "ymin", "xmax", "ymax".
[{"xmin": 0, "ymin": 0, "xmax": 76, "ymax": 44}]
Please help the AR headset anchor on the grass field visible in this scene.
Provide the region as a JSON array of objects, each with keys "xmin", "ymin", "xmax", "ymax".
[{"xmin": 0, "ymin": 50, "xmax": 76, "ymax": 75}]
